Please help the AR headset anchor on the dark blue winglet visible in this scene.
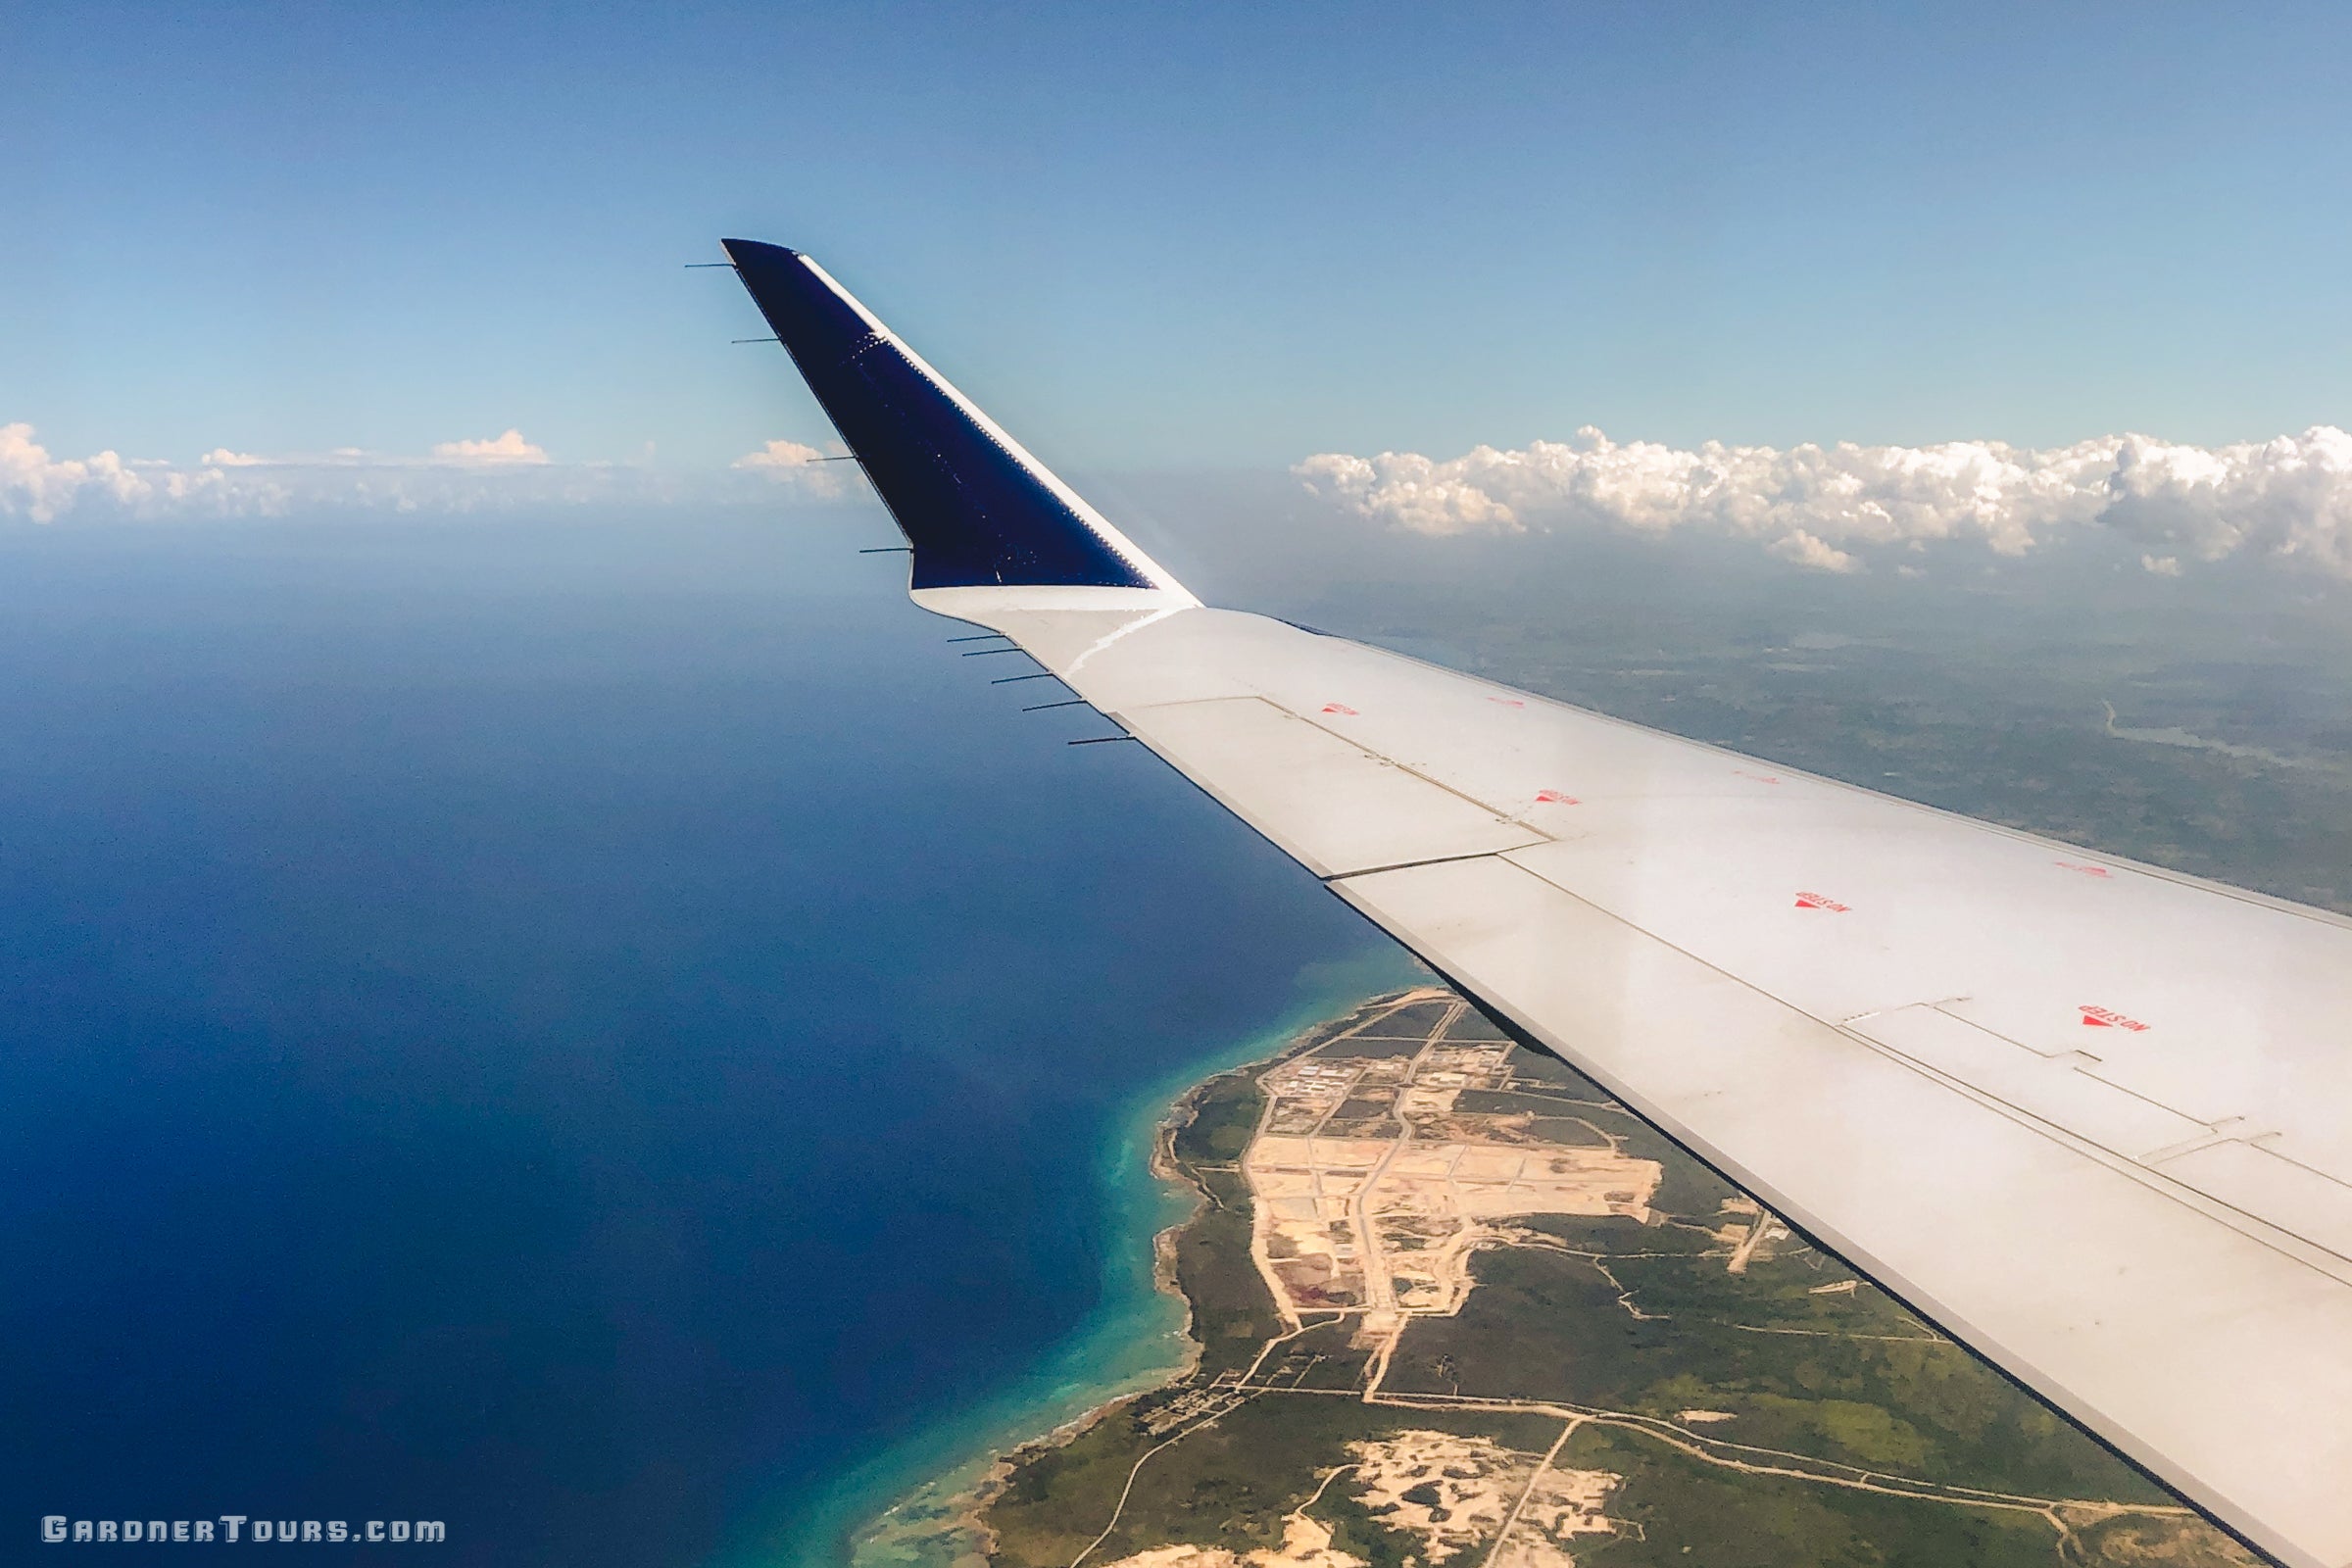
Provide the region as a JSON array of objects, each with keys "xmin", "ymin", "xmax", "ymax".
[{"xmin": 722, "ymin": 239, "xmax": 1159, "ymax": 592}]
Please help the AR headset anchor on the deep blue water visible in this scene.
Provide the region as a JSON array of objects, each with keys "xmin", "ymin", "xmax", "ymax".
[{"xmin": 0, "ymin": 515, "xmax": 1384, "ymax": 1564}]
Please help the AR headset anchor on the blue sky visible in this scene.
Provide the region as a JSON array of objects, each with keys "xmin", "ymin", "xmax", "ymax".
[{"xmin": 9, "ymin": 2, "xmax": 2351, "ymax": 478}]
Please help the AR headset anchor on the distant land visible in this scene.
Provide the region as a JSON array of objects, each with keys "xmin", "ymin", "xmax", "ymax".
[{"xmin": 878, "ymin": 988, "xmax": 2249, "ymax": 1567}]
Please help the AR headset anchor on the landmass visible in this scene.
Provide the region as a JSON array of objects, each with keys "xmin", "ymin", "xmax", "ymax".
[{"xmin": 946, "ymin": 988, "xmax": 2251, "ymax": 1568}]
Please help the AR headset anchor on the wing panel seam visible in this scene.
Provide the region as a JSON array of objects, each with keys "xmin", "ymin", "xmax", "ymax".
[
  {"xmin": 1482, "ymin": 847, "xmax": 2352, "ymax": 1287},
  {"xmin": 1123, "ymin": 693, "xmax": 1553, "ymax": 835}
]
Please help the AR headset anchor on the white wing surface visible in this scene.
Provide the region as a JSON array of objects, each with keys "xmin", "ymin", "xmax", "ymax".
[{"xmin": 725, "ymin": 240, "xmax": 2352, "ymax": 1568}]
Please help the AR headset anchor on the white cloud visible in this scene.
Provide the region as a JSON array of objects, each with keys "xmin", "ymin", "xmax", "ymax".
[
  {"xmin": 3, "ymin": 422, "xmax": 235, "ymax": 521},
  {"xmin": 4, "ymin": 424, "xmax": 577, "ymax": 518},
  {"xmin": 1767, "ymin": 528, "xmax": 1861, "ymax": 574},
  {"xmin": 732, "ymin": 438, "xmax": 854, "ymax": 498},
  {"xmin": 2101, "ymin": 427, "xmax": 2352, "ymax": 575},
  {"xmin": 1287, "ymin": 451, "xmax": 1524, "ymax": 537},
  {"xmin": 1298, "ymin": 424, "xmax": 2352, "ymax": 578},
  {"xmin": 428, "ymin": 429, "xmax": 549, "ymax": 465},
  {"xmin": 1, "ymin": 424, "xmax": 863, "ymax": 521},
  {"xmin": 734, "ymin": 438, "xmax": 827, "ymax": 470}
]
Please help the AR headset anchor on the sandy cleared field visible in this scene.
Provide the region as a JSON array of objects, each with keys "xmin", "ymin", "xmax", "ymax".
[{"xmin": 1247, "ymin": 1130, "xmax": 1660, "ymax": 1319}]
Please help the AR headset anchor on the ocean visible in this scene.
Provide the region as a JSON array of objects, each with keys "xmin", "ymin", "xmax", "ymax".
[{"xmin": 0, "ymin": 514, "xmax": 1396, "ymax": 1565}]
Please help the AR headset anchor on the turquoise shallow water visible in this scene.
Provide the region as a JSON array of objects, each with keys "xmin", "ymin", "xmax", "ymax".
[{"xmin": 777, "ymin": 950, "xmax": 1425, "ymax": 1568}]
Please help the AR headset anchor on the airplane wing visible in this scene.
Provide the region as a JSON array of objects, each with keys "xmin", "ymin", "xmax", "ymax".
[{"xmin": 722, "ymin": 238, "xmax": 2352, "ymax": 1568}]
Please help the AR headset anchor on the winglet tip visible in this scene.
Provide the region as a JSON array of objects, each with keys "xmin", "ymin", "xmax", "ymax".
[{"xmin": 720, "ymin": 237, "xmax": 803, "ymax": 266}]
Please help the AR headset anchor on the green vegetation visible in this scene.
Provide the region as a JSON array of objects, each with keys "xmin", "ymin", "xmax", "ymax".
[
  {"xmin": 967, "ymin": 1003, "xmax": 2244, "ymax": 1567},
  {"xmin": 1171, "ymin": 1068, "xmax": 1262, "ymax": 1166},
  {"xmin": 1558, "ymin": 1424, "xmax": 2063, "ymax": 1568},
  {"xmin": 988, "ymin": 1396, "xmax": 1563, "ymax": 1568},
  {"xmin": 1164, "ymin": 1066, "xmax": 1287, "ymax": 1373},
  {"xmin": 1388, "ymin": 1237, "xmax": 2164, "ymax": 1503},
  {"xmin": 986, "ymin": 1412, "xmax": 1156, "ymax": 1568}
]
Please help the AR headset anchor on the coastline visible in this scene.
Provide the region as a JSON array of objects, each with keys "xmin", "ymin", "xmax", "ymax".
[
  {"xmin": 773, "ymin": 953, "xmax": 1423, "ymax": 1568},
  {"xmin": 909, "ymin": 985, "xmax": 1425, "ymax": 1565},
  {"xmin": 775, "ymin": 960, "xmax": 2244, "ymax": 1568}
]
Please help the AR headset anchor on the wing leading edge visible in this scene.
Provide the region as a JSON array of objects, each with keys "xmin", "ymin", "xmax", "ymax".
[{"xmin": 727, "ymin": 241, "xmax": 2352, "ymax": 1568}]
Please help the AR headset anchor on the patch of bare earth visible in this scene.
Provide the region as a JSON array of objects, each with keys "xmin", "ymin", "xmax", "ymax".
[
  {"xmin": 1491, "ymin": 1463, "xmax": 1622, "ymax": 1567},
  {"xmin": 1348, "ymin": 1430, "xmax": 1620, "ymax": 1565},
  {"xmin": 1094, "ymin": 1515, "xmax": 1367, "ymax": 1568}
]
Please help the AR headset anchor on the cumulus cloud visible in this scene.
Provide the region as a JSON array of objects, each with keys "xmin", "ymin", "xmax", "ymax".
[
  {"xmin": 1, "ymin": 424, "xmax": 860, "ymax": 521},
  {"xmin": 1767, "ymin": 528, "xmax": 1861, "ymax": 574},
  {"xmin": 2, "ymin": 423, "xmax": 582, "ymax": 518},
  {"xmin": 1298, "ymin": 425, "xmax": 2352, "ymax": 578},
  {"xmin": 734, "ymin": 438, "xmax": 827, "ymax": 470},
  {"xmin": 732, "ymin": 438, "xmax": 854, "ymax": 498},
  {"xmin": 2, "ymin": 422, "xmax": 235, "ymax": 522},
  {"xmin": 428, "ymin": 429, "xmax": 549, "ymax": 465}
]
